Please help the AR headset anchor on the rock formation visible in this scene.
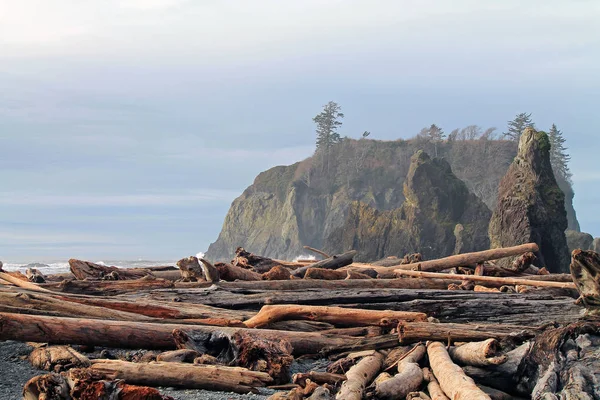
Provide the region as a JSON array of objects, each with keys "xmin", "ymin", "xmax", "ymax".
[
  {"xmin": 488, "ymin": 128, "xmax": 570, "ymax": 273},
  {"xmin": 324, "ymin": 151, "xmax": 491, "ymax": 261},
  {"xmin": 565, "ymin": 230, "xmax": 594, "ymax": 253},
  {"xmin": 207, "ymin": 137, "xmax": 579, "ymax": 262},
  {"xmin": 593, "ymin": 238, "xmax": 600, "ymax": 253}
]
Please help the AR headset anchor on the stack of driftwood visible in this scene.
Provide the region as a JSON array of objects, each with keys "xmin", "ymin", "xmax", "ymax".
[{"xmin": 0, "ymin": 244, "xmax": 599, "ymax": 399}]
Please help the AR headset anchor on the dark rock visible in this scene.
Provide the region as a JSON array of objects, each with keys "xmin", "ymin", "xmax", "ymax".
[
  {"xmin": 324, "ymin": 151, "xmax": 491, "ymax": 261},
  {"xmin": 488, "ymin": 128, "xmax": 570, "ymax": 273},
  {"xmin": 565, "ymin": 230, "xmax": 594, "ymax": 253}
]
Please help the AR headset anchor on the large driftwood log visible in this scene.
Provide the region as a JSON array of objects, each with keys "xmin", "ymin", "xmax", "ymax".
[
  {"xmin": 392, "ymin": 243, "xmax": 539, "ymax": 272},
  {"xmin": 427, "ymin": 341, "xmax": 491, "ymax": 399},
  {"xmin": 0, "ymin": 271, "xmax": 52, "ymax": 292},
  {"xmin": 243, "ymin": 305, "xmax": 427, "ymax": 328},
  {"xmin": 394, "ymin": 270, "xmax": 576, "ymax": 289},
  {"xmin": 292, "ymin": 250, "xmax": 358, "ymax": 278},
  {"xmin": 50, "ymin": 277, "xmax": 174, "ymax": 296},
  {"xmin": 336, "ymin": 352, "xmax": 384, "ymax": 400},
  {"xmin": 0, "ymin": 312, "xmax": 396, "ymax": 355},
  {"xmin": 87, "ymin": 359, "xmax": 273, "ymax": 393},
  {"xmin": 304, "ymin": 268, "xmax": 347, "ymax": 280},
  {"xmin": 69, "ymin": 258, "xmax": 154, "ymax": 280},
  {"xmin": 398, "ymin": 322, "xmax": 537, "ymax": 344},
  {"xmin": 423, "ymin": 367, "xmax": 449, "ymax": 400},
  {"xmin": 130, "ymin": 286, "xmax": 583, "ymax": 325},
  {"xmin": 175, "ymin": 327, "xmax": 399, "ymax": 357}
]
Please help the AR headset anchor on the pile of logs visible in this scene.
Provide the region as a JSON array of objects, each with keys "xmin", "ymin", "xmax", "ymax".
[{"xmin": 1, "ymin": 244, "xmax": 599, "ymax": 399}]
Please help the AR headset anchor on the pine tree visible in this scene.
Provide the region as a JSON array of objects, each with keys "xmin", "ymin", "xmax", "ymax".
[
  {"xmin": 548, "ymin": 123, "xmax": 572, "ymax": 184},
  {"xmin": 503, "ymin": 112, "xmax": 534, "ymax": 140},
  {"xmin": 313, "ymin": 101, "xmax": 344, "ymax": 151}
]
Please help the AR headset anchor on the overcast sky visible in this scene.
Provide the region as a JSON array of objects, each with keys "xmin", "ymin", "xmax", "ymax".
[{"xmin": 1, "ymin": 0, "xmax": 599, "ymax": 262}]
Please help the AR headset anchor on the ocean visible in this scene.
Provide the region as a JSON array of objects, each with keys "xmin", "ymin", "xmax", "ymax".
[{"xmin": 1, "ymin": 259, "xmax": 180, "ymax": 275}]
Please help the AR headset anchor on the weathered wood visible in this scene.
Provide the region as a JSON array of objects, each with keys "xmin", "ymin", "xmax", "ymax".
[
  {"xmin": 303, "ymin": 245, "xmax": 330, "ymax": 259},
  {"xmin": 293, "ymin": 371, "xmax": 346, "ymax": 387},
  {"xmin": 448, "ymin": 339, "xmax": 507, "ymax": 367},
  {"xmin": 262, "ymin": 265, "xmax": 292, "ymax": 280},
  {"xmin": 570, "ymin": 249, "xmax": 600, "ymax": 314},
  {"xmin": 423, "ymin": 367, "xmax": 450, "ymax": 400},
  {"xmin": 69, "ymin": 258, "xmax": 153, "ymax": 280},
  {"xmin": 373, "ymin": 344, "xmax": 425, "ymax": 400},
  {"xmin": 156, "ymin": 349, "xmax": 199, "ymax": 363},
  {"xmin": 243, "ymin": 305, "xmax": 427, "ymax": 328},
  {"xmin": 304, "ymin": 268, "xmax": 347, "ymax": 280},
  {"xmin": 88, "ymin": 359, "xmax": 273, "ymax": 393},
  {"xmin": 233, "ymin": 247, "xmax": 287, "ymax": 273},
  {"xmin": 336, "ymin": 351, "xmax": 383, "ymax": 400},
  {"xmin": 427, "ymin": 341, "xmax": 491, "ymax": 399},
  {"xmin": 0, "ymin": 271, "xmax": 52, "ymax": 292},
  {"xmin": 26, "ymin": 268, "xmax": 46, "ymax": 283},
  {"xmin": 49, "ymin": 277, "xmax": 174, "ymax": 296},
  {"xmin": 393, "ymin": 243, "xmax": 539, "ymax": 272},
  {"xmin": 29, "ymin": 345, "xmax": 90, "ymax": 372},
  {"xmin": 216, "ymin": 262, "xmax": 262, "ymax": 281},
  {"xmin": 398, "ymin": 321, "xmax": 537, "ymax": 344},
  {"xmin": 199, "ymin": 258, "xmax": 220, "ymax": 283},
  {"xmin": 292, "ymin": 250, "xmax": 358, "ymax": 278},
  {"xmin": 394, "ymin": 269, "xmax": 577, "ymax": 289},
  {"xmin": 174, "ymin": 326, "xmax": 399, "ymax": 358},
  {"xmin": 129, "ymin": 286, "xmax": 583, "ymax": 325},
  {"xmin": 23, "ymin": 373, "xmax": 72, "ymax": 400},
  {"xmin": 176, "ymin": 256, "xmax": 205, "ymax": 281}
]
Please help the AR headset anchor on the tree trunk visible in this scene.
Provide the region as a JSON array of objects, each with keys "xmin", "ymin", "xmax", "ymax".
[
  {"xmin": 336, "ymin": 352, "xmax": 384, "ymax": 400},
  {"xmin": 87, "ymin": 359, "xmax": 273, "ymax": 393},
  {"xmin": 216, "ymin": 262, "xmax": 262, "ymax": 281},
  {"xmin": 46, "ymin": 277, "xmax": 174, "ymax": 296},
  {"xmin": 394, "ymin": 270, "xmax": 576, "ymax": 289},
  {"xmin": 448, "ymin": 339, "xmax": 507, "ymax": 367},
  {"xmin": 292, "ymin": 251, "xmax": 357, "ymax": 278},
  {"xmin": 398, "ymin": 322, "xmax": 537, "ymax": 344},
  {"xmin": 243, "ymin": 305, "xmax": 427, "ymax": 328},
  {"xmin": 427, "ymin": 341, "xmax": 491, "ymax": 399}
]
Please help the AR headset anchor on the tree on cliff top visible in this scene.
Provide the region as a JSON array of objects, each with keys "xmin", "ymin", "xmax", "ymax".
[
  {"xmin": 503, "ymin": 112, "xmax": 535, "ymax": 140},
  {"xmin": 548, "ymin": 123, "xmax": 573, "ymax": 185},
  {"xmin": 313, "ymin": 101, "xmax": 344, "ymax": 151}
]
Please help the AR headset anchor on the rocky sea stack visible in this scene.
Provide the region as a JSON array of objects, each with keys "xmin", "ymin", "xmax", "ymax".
[
  {"xmin": 324, "ymin": 150, "xmax": 491, "ymax": 261},
  {"xmin": 488, "ymin": 128, "xmax": 570, "ymax": 273}
]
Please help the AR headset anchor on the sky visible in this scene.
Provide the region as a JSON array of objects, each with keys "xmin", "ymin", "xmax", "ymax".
[{"xmin": 0, "ymin": 0, "xmax": 599, "ymax": 262}]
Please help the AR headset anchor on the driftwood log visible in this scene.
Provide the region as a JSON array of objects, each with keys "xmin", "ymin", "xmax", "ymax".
[
  {"xmin": 398, "ymin": 321, "xmax": 537, "ymax": 344},
  {"xmin": 336, "ymin": 351, "xmax": 383, "ymax": 400},
  {"xmin": 243, "ymin": 305, "xmax": 427, "ymax": 328},
  {"xmin": 427, "ymin": 341, "xmax": 491, "ymax": 399},
  {"xmin": 69, "ymin": 259, "xmax": 155, "ymax": 280},
  {"xmin": 87, "ymin": 359, "xmax": 273, "ymax": 393},
  {"xmin": 293, "ymin": 250, "xmax": 358, "ymax": 278},
  {"xmin": 448, "ymin": 339, "xmax": 507, "ymax": 367}
]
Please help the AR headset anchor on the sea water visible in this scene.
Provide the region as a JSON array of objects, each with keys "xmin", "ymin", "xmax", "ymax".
[{"xmin": 1, "ymin": 259, "xmax": 180, "ymax": 275}]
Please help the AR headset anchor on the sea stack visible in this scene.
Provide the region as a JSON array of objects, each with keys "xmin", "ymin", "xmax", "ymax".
[{"xmin": 488, "ymin": 128, "xmax": 570, "ymax": 273}]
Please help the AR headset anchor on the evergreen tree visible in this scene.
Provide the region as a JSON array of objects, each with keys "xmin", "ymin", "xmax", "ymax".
[
  {"xmin": 548, "ymin": 123, "xmax": 572, "ymax": 184},
  {"xmin": 418, "ymin": 124, "xmax": 445, "ymax": 156},
  {"xmin": 313, "ymin": 101, "xmax": 344, "ymax": 151},
  {"xmin": 503, "ymin": 112, "xmax": 534, "ymax": 140}
]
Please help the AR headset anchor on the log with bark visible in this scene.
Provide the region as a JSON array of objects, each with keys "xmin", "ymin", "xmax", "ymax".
[
  {"xmin": 292, "ymin": 250, "xmax": 358, "ymax": 278},
  {"xmin": 243, "ymin": 305, "xmax": 427, "ymax": 328}
]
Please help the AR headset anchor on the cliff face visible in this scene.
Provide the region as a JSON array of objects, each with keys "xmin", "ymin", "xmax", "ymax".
[
  {"xmin": 488, "ymin": 128, "xmax": 570, "ymax": 273},
  {"xmin": 324, "ymin": 151, "xmax": 491, "ymax": 261},
  {"xmin": 207, "ymin": 138, "xmax": 579, "ymax": 262}
]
